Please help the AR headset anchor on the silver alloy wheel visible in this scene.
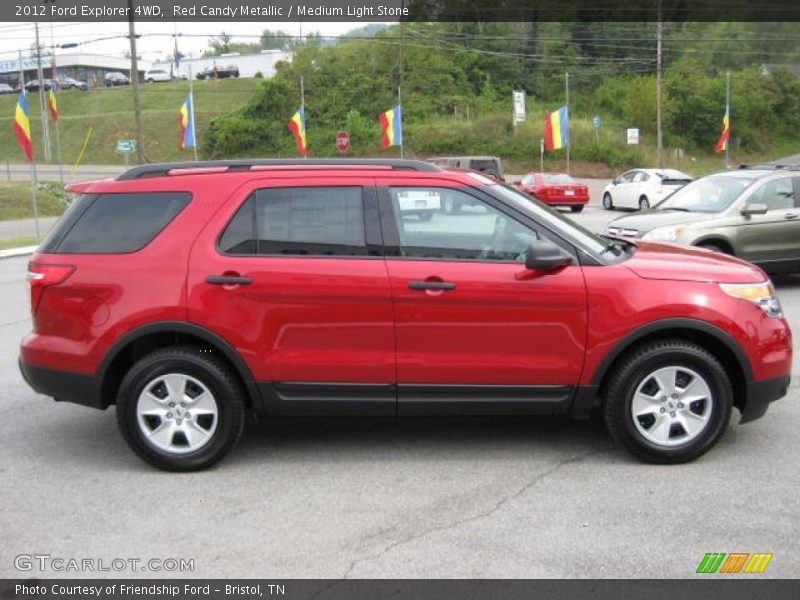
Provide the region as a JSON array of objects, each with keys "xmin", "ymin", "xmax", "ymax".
[
  {"xmin": 630, "ymin": 366, "xmax": 713, "ymax": 447},
  {"xmin": 136, "ymin": 373, "xmax": 218, "ymax": 454}
]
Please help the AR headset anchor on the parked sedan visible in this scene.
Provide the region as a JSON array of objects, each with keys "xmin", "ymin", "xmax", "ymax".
[
  {"xmin": 24, "ymin": 79, "xmax": 54, "ymax": 92},
  {"xmin": 196, "ymin": 64, "xmax": 240, "ymax": 80},
  {"xmin": 515, "ymin": 172, "xmax": 589, "ymax": 213},
  {"xmin": 0, "ymin": 83, "xmax": 15, "ymax": 94},
  {"xmin": 606, "ymin": 167, "xmax": 800, "ymax": 273},
  {"xmin": 603, "ymin": 168, "xmax": 693, "ymax": 210},
  {"xmin": 104, "ymin": 72, "xmax": 130, "ymax": 87},
  {"xmin": 58, "ymin": 76, "xmax": 88, "ymax": 90}
]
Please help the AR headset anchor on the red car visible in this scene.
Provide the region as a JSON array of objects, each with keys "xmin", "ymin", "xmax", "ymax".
[
  {"xmin": 516, "ymin": 172, "xmax": 590, "ymax": 213},
  {"xmin": 19, "ymin": 159, "xmax": 791, "ymax": 470}
]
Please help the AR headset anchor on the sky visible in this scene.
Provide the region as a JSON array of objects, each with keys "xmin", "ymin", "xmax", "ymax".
[{"xmin": 0, "ymin": 21, "xmax": 378, "ymax": 63}]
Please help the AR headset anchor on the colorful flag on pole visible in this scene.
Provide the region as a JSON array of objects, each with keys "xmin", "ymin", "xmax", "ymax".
[
  {"xmin": 47, "ymin": 88, "xmax": 58, "ymax": 122},
  {"xmin": 287, "ymin": 106, "xmax": 307, "ymax": 157},
  {"xmin": 544, "ymin": 106, "xmax": 569, "ymax": 151},
  {"xmin": 12, "ymin": 94, "xmax": 33, "ymax": 162},
  {"xmin": 714, "ymin": 106, "xmax": 730, "ymax": 154},
  {"xmin": 378, "ymin": 105, "xmax": 402, "ymax": 149},
  {"xmin": 179, "ymin": 93, "xmax": 195, "ymax": 150}
]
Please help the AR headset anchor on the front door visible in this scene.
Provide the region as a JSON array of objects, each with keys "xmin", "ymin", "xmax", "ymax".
[
  {"xmin": 736, "ymin": 175, "xmax": 800, "ymax": 268},
  {"xmin": 378, "ymin": 180, "xmax": 588, "ymax": 415}
]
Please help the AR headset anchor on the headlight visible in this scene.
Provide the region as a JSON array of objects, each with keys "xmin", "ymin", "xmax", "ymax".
[
  {"xmin": 719, "ymin": 281, "xmax": 784, "ymax": 319},
  {"xmin": 642, "ymin": 225, "xmax": 685, "ymax": 242}
]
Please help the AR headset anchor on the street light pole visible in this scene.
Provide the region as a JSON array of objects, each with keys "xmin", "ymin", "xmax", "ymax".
[{"xmin": 128, "ymin": 0, "xmax": 145, "ymax": 164}]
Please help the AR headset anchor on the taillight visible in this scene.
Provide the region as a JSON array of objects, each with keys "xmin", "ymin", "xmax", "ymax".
[{"xmin": 27, "ymin": 261, "xmax": 75, "ymax": 314}]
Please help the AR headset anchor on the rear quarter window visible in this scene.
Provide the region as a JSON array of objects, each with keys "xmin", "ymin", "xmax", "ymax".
[{"xmin": 39, "ymin": 192, "xmax": 191, "ymax": 254}]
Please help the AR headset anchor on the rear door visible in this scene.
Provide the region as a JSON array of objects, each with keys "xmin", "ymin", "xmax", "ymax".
[
  {"xmin": 377, "ymin": 178, "xmax": 588, "ymax": 415},
  {"xmin": 187, "ymin": 177, "xmax": 396, "ymax": 416}
]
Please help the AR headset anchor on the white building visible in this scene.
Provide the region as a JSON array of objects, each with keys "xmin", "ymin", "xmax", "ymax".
[
  {"xmin": 0, "ymin": 52, "xmax": 147, "ymax": 87},
  {"xmin": 152, "ymin": 50, "xmax": 291, "ymax": 79}
]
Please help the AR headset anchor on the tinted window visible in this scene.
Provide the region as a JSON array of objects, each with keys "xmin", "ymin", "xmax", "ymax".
[
  {"xmin": 41, "ymin": 192, "xmax": 190, "ymax": 254},
  {"xmin": 543, "ymin": 173, "xmax": 574, "ymax": 184},
  {"xmin": 219, "ymin": 187, "xmax": 367, "ymax": 256},
  {"xmin": 389, "ymin": 187, "xmax": 537, "ymax": 262}
]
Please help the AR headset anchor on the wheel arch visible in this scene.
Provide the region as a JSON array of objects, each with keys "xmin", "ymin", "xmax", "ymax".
[
  {"xmin": 590, "ymin": 318, "xmax": 751, "ymax": 413},
  {"xmin": 97, "ymin": 321, "xmax": 261, "ymax": 411},
  {"xmin": 693, "ymin": 237, "xmax": 736, "ymax": 256}
]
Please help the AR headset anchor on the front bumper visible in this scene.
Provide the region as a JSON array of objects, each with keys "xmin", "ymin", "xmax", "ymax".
[
  {"xmin": 19, "ymin": 359, "xmax": 106, "ymax": 410},
  {"xmin": 742, "ymin": 375, "xmax": 791, "ymax": 423}
]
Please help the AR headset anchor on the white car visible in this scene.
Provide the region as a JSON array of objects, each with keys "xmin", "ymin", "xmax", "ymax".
[
  {"xmin": 395, "ymin": 189, "xmax": 442, "ymax": 221},
  {"xmin": 143, "ymin": 69, "xmax": 172, "ymax": 83},
  {"xmin": 602, "ymin": 168, "xmax": 693, "ymax": 211}
]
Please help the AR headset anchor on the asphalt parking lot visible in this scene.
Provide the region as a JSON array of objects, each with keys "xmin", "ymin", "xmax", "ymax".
[{"xmin": 1, "ymin": 198, "xmax": 798, "ymax": 579}]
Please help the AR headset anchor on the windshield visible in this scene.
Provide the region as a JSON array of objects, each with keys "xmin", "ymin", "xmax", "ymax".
[
  {"xmin": 657, "ymin": 173, "xmax": 760, "ymax": 213},
  {"xmin": 488, "ymin": 184, "xmax": 609, "ymax": 256},
  {"xmin": 543, "ymin": 173, "xmax": 574, "ymax": 184}
]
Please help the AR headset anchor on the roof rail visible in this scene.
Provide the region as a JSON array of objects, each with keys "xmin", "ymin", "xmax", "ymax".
[{"xmin": 117, "ymin": 158, "xmax": 441, "ymax": 180}]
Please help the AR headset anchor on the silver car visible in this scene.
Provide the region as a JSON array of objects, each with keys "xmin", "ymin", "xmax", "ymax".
[{"xmin": 607, "ymin": 167, "xmax": 800, "ymax": 274}]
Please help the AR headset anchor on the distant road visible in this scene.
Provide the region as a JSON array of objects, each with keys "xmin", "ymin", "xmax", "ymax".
[{"xmin": 3, "ymin": 163, "xmax": 125, "ymax": 184}]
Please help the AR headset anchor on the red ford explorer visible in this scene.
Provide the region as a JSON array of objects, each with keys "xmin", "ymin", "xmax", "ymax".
[{"xmin": 19, "ymin": 160, "xmax": 792, "ymax": 470}]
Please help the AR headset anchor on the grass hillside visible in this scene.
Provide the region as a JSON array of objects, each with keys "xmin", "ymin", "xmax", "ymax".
[
  {"xmin": 0, "ymin": 79, "xmax": 257, "ymax": 166},
  {"xmin": 0, "ymin": 77, "xmax": 796, "ymax": 179}
]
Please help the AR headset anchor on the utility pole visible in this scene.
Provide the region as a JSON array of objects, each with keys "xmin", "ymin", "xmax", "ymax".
[
  {"xmin": 565, "ymin": 71, "xmax": 570, "ymax": 175},
  {"xmin": 34, "ymin": 23, "xmax": 51, "ymax": 161},
  {"xmin": 128, "ymin": 0, "xmax": 145, "ymax": 164},
  {"xmin": 399, "ymin": 0, "xmax": 405, "ymax": 158},
  {"xmin": 656, "ymin": 1, "xmax": 663, "ymax": 168}
]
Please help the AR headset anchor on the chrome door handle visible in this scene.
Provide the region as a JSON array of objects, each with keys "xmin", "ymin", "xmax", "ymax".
[{"xmin": 784, "ymin": 213, "xmax": 798, "ymax": 220}]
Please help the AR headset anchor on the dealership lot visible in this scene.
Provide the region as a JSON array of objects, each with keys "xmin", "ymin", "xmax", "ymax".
[{"xmin": 1, "ymin": 197, "xmax": 798, "ymax": 578}]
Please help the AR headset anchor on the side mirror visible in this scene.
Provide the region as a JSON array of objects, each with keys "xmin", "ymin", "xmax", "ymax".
[
  {"xmin": 524, "ymin": 240, "xmax": 573, "ymax": 272},
  {"xmin": 611, "ymin": 178, "xmax": 619, "ymax": 185},
  {"xmin": 741, "ymin": 203, "xmax": 768, "ymax": 217}
]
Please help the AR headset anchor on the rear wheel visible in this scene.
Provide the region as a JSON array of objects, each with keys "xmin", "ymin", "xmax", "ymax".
[
  {"xmin": 602, "ymin": 193, "xmax": 614, "ymax": 210},
  {"xmin": 639, "ymin": 196, "xmax": 650, "ymax": 210},
  {"xmin": 570, "ymin": 205, "xmax": 584, "ymax": 213},
  {"xmin": 603, "ymin": 339, "xmax": 732, "ymax": 464},
  {"xmin": 418, "ymin": 211, "xmax": 435, "ymax": 221},
  {"xmin": 116, "ymin": 347, "xmax": 246, "ymax": 471}
]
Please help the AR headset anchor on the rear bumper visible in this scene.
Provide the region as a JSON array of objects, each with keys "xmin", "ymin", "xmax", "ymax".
[
  {"xmin": 18, "ymin": 359, "xmax": 106, "ymax": 410},
  {"xmin": 742, "ymin": 375, "xmax": 791, "ymax": 423}
]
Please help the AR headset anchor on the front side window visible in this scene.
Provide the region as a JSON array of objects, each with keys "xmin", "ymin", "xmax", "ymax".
[
  {"xmin": 219, "ymin": 186, "xmax": 367, "ymax": 256},
  {"xmin": 388, "ymin": 187, "xmax": 537, "ymax": 262},
  {"xmin": 746, "ymin": 178, "xmax": 795, "ymax": 211}
]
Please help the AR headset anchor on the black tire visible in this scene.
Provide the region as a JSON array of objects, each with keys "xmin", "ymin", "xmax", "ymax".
[
  {"xmin": 418, "ymin": 211, "xmax": 435, "ymax": 221},
  {"xmin": 570, "ymin": 204, "xmax": 584, "ymax": 213},
  {"xmin": 602, "ymin": 339, "xmax": 733, "ymax": 464},
  {"xmin": 116, "ymin": 346, "xmax": 246, "ymax": 471},
  {"xmin": 602, "ymin": 193, "xmax": 614, "ymax": 210},
  {"xmin": 639, "ymin": 196, "xmax": 650, "ymax": 210}
]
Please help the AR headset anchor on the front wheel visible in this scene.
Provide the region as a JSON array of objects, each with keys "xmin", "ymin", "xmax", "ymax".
[
  {"xmin": 603, "ymin": 340, "xmax": 732, "ymax": 464},
  {"xmin": 602, "ymin": 193, "xmax": 614, "ymax": 210},
  {"xmin": 418, "ymin": 211, "xmax": 435, "ymax": 221},
  {"xmin": 116, "ymin": 347, "xmax": 246, "ymax": 471}
]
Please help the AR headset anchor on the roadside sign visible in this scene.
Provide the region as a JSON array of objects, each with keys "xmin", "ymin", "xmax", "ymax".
[
  {"xmin": 627, "ymin": 128, "xmax": 640, "ymax": 145},
  {"xmin": 592, "ymin": 115, "xmax": 602, "ymax": 129},
  {"xmin": 116, "ymin": 139, "xmax": 136, "ymax": 154},
  {"xmin": 513, "ymin": 90, "xmax": 526, "ymax": 124},
  {"xmin": 335, "ymin": 131, "xmax": 350, "ymax": 153}
]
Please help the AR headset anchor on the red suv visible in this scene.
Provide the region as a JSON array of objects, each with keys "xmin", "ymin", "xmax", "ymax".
[{"xmin": 19, "ymin": 160, "xmax": 792, "ymax": 471}]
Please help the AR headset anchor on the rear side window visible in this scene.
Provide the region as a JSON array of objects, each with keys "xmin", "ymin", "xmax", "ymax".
[
  {"xmin": 40, "ymin": 192, "xmax": 191, "ymax": 254},
  {"xmin": 219, "ymin": 186, "xmax": 367, "ymax": 256}
]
